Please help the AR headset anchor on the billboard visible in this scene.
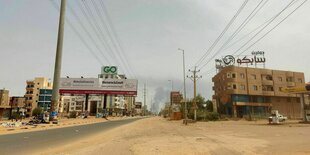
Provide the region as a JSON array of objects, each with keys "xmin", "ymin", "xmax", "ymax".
[
  {"xmin": 60, "ymin": 78, "xmax": 99, "ymax": 90},
  {"xmin": 59, "ymin": 78, "xmax": 137, "ymax": 95}
]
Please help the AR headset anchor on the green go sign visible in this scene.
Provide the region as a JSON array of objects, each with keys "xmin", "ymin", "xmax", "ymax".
[{"xmin": 101, "ymin": 66, "xmax": 118, "ymax": 75}]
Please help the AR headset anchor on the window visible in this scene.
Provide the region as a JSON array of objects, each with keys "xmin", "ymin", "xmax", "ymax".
[
  {"xmin": 251, "ymin": 74, "xmax": 256, "ymax": 80},
  {"xmin": 227, "ymin": 73, "xmax": 231, "ymax": 78},
  {"xmin": 298, "ymin": 78, "xmax": 303, "ymax": 83},
  {"xmin": 279, "ymin": 87, "xmax": 282, "ymax": 91},
  {"xmin": 265, "ymin": 75, "xmax": 273, "ymax": 80},
  {"xmin": 278, "ymin": 77, "xmax": 283, "ymax": 81},
  {"xmin": 227, "ymin": 83, "xmax": 232, "ymax": 90},
  {"xmin": 286, "ymin": 77, "xmax": 293, "ymax": 82},
  {"xmin": 262, "ymin": 85, "xmax": 274, "ymax": 91},
  {"xmin": 233, "ymin": 84, "xmax": 237, "ymax": 89},
  {"xmin": 240, "ymin": 73, "xmax": 245, "ymax": 79},
  {"xmin": 232, "ymin": 73, "xmax": 236, "ymax": 78},
  {"xmin": 253, "ymin": 85, "xmax": 258, "ymax": 91},
  {"xmin": 240, "ymin": 85, "xmax": 245, "ymax": 90}
]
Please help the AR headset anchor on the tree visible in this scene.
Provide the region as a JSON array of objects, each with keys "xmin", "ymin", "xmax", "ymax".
[
  {"xmin": 206, "ymin": 100, "xmax": 213, "ymax": 112},
  {"xmin": 195, "ymin": 94, "xmax": 206, "ymax": 110},
  {"xmin": 32, "ymin": 107, "xmax": 43, "ymax": 116}
]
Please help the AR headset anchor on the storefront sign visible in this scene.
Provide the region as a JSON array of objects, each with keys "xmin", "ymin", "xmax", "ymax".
[
  {"xmin": 59, "ymin": 78, "xmax": 138, "ymax": 95},
  {"xmin": 101, "ymin": 66, "xmax": 118, "ymax": 75},
  {"xmin": 215, "ymin": 51, "xmax": 266, "ymax": 68}
]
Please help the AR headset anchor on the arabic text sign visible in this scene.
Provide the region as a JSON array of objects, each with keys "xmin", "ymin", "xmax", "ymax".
[{"xmin": 215, "ymin": 54, "xmax": 266, "ymax": 67}]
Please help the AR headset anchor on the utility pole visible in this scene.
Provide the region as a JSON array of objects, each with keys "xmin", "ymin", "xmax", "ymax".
[
  {"xmin": 143, "ymin": 83, "xmax": 146, "ymax": 116},
  {"xmin": 188, "ymin": 66, "xmax": 202, "ymax": 121},
  {"xmin": 51, "ymin": 0, "xmax": 66, "ymax": 119},
  {"xmin": 178, "ymin": 48, "xmax": 187, "ymax": 123}
]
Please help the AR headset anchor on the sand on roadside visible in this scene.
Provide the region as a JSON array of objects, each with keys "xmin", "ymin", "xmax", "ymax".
[
  {"xmin": 0, "ymin": 116, "xmax": 129, "ymax": 135},
  {"xmin": 39, "ymin": 117, "xmax": 310, "ymax": 155}
]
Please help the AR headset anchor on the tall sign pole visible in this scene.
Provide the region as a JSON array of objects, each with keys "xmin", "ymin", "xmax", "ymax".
[
  {"xmin": 51, "ymin": 0, "xmax": 66, "ymax": 115},
  {"xmin": 188, "ymin": 66, "xmax": 201, "ymax": 121}
]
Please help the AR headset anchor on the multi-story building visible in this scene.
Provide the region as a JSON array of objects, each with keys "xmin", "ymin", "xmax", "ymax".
[
  {"xmin": 9, "ymin": 96, "xmax": 26, "ymax": 113},
  {"xmin": 37, "ymin": 89, "xmax": 52, "ymax": 112},
  {"xmin": 0, "ymin": 89, "xmax": 10, "ymax": 120},
  {"xmin": 24, "ymin": 77, "xmax": 52, "ymax": 117},
  {"xmin": 212, "ymin": 66, "xmax": 305, "ymax": 119}
]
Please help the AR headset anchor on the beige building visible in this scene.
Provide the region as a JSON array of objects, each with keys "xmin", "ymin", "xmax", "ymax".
[
  {"xmin": 24, "ymin": 77, "xmax": 52, "ymax": 116},
  {"xmin": 0, "ymin": 89, "xmax": 10, "ymax": 119},
  {"xmin": 212, "ymin": 66, "xmax": 305, "ymax": 119},
  {"xmin": 10, "ymin": 96, "xmax": 26, "ymax": 113}
]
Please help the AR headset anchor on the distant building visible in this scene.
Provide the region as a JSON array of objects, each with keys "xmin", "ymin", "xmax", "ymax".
[
  {"xmin": 0, "ymin": 89, "xmax": 10, "ymax": 120},
  {"xmin": 10, "ymin": 96, "xmax": 26, "ymax": 113},
  {"xmin": 38, "ymin": 89, "xmax": 52, "ymax": 112},
  {"xmin": 212, "ymin": 66, "xmax": 305, "ymax": 119},
  {"xmin": 134, "ymin": 102, "xmax": 142, "ymax": 115},
  {"xmin": 170, "ymin": 91, "xmax": 183, "ymax": 104},
  {"xmin": 24, "ymin": 77, "xmax": 52, "ymax": 116}
]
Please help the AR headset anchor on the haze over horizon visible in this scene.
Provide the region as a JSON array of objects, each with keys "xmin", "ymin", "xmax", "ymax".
[{"xmin": 1, "ymin": 0, "xmax": 309, "ymax": 112}]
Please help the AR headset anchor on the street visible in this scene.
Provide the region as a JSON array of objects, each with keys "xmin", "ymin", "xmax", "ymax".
[{"xmin": 0, "ymin": 118, "xmax": 142, "ymax": 155}]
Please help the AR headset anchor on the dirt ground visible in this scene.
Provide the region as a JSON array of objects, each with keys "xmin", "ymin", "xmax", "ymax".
[{"xmin": 38, "ymin": 117, "xmax": 310, "ymax": 155}]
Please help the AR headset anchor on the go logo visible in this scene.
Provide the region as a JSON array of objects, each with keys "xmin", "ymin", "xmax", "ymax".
[{"xmin": 103, "ymin": 66, "xmax": 117, "ymax": 74}]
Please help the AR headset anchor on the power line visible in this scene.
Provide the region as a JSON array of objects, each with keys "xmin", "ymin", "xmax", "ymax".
[
  {"xmin": 231, "ymin": 0, "xmax": 296, "ymax": 55},
  {"xmin": 98, "ymin": 0, "xmax": 137, "ymax": 79},
  {"xmin": 66, "ymin": 1, "xmax": 112, "ymax": 65},
  {"xmin": 49, "ymin": 0, "xmax": 104, "ymax": 65},
  {"xmin": 89, "ymin": 0, "xmax": 135, "ymax": 78},
  {"xmin": 198, "ymin": 0, "xmax": 297, "ymax": 71},
  {"xmin": 236, "ymin": 0, "xmax": 308, "ymax": 56},
  {"xmin": 194, "ymin": 0, "xmax": 249, "ymax": 67},
  {"xmin": 198, "ymin": 0, "xmax": 268, "ymax": 71}
]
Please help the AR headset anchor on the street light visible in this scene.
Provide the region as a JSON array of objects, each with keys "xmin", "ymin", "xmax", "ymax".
[
  {"xmin": 203, "ymin": 103, "xmax": 207, "ymax": 121},
  {"xmin": 178, "ymin": 48, "xmax": 188, "ymax": 123},
  {"xmin": 168, "ymin": 80, "xmax": 173, "ymax": 91}
]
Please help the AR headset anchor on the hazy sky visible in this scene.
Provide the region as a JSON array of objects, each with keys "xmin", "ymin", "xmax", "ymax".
[{"xmin": 1, "ymin": 0, "xmax": 309, "ymax": 111}]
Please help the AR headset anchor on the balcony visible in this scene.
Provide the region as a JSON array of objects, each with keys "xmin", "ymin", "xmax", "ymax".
[
  {"xmin": 262, "ymin": 80, "xmax": 273, "ymax": 85},
  {"xmin": 262, "ymin": 91, "xmax": 275, "ymax": 96},
  {"xmin": 287, "ymin": 82, "xmax": 295, "ymax": 87}
]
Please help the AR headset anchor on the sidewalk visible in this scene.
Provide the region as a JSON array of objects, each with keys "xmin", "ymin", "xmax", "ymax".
[{"xmin": 0, "ymin": 116, "xmax": 135, "ymax": 135}]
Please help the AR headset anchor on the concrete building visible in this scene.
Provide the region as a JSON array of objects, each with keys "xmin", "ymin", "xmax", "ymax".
[
  {"xmin": 134, "ymin": 102, "xmax": 142, "ymax": 116},
  {"xmin": 0, "ymin": 89, "xmax": 10, "ymax": 120},
  {"xmin": 24, "ymin": 77, "xmax": 52, "ymax": 117},
  {"xmin": 9, "ymin": 96, "xmax": 26, "ymax": 114},
  {"xmin": 37, "ymin": 89, "xmax": 52, "ymax": 112},
  {"xmin": 212, "ymin": 66, "xmax": 305, "ymax": 119}
]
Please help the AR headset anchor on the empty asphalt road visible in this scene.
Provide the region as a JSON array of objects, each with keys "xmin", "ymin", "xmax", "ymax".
[{"xmin": 0, "ymin": 117, "xmax": 142, "ymax": 155}]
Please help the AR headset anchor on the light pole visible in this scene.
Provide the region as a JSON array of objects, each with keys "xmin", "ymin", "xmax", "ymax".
[
  {"xmin": 178, "ymin": 48, "xmax": 187, "ymax": 123},
  {"xmin": 51, "ymin": 0, "xmax": 66, "ymax": 121},
  {"xmin": 168, "ymin": 80, "xmax": 173, "ymax": 119},
  {"xmin": 168, "ymin": 80, "xmax": 174, "ymax": 92}
]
